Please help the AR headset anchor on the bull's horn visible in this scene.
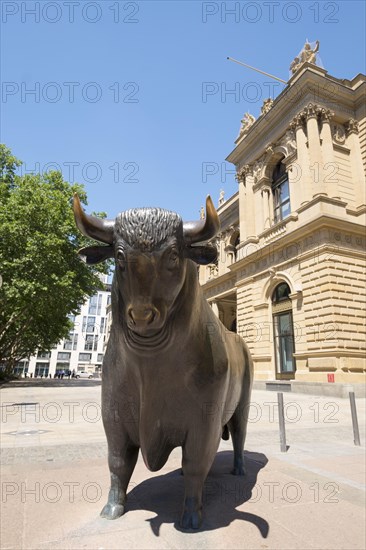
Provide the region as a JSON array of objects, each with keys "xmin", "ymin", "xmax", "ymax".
[
  {"xmin": 73, "ymin": 193, "xmax": 114, "ymax": 245},
  {"xmin": 183, "ymin": 195, "xmax": 220, "ymax": 244}
]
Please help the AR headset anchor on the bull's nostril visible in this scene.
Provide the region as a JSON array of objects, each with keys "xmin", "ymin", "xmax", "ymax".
[
  {"xmin": 147, "ymin": 310, "xmax": 155, "ymax": 324},
  {"xmin": 128, "ymin": 308, "xmax": 136, "ymax": 325}
]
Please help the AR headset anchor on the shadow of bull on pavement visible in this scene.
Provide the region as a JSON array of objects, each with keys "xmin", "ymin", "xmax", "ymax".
[{"xmin": 125, "ymin": 450, "xmax": 269, "ymax": 537}]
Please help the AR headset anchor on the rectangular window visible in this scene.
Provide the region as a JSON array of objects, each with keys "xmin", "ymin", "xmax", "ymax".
[
  {"xmin": 84, "ymin": 334, "xmax": 98, "ymax": 351},
  {"xmin": 37, "ymin": 351, "xmax": 51, "ymax": 359},
  {"xmin": 35, "ymin": 363, "xmax": 49, "ymax": 377},
  {"xmin": 97, "ymin": 354, "xmax": 104, "ymax": 363},
  {"xmin": 100, "ymin": 317, "xmax": 105, "ymax": 334},
  {"xmin": 273, "ymin": 177, "xmax": 290, "ymax": 223},
  {"xmin": 57, "ymin": 352, "xmax": 71, "ymax": 361},
  {"xmin": 73, "ymin": 333, "xmax": 78, "ymax": 350},
  {"xmin": 88, "ymin": 294, "xmax": 98, "ymax": 315},
  {"xmin": 86, "ymin": 316, "xmax": 96, "ymax": 333},
  {"xmin": 97, "ymin": 294, "xmax": 102, "ymax": 315},
  {"xmin": 63, "ymin": 340, "xmax": 72, "ymax": 350},
  {"xmin": 78, "ymin": 353, "xmax": 91, "ymax": 362}
]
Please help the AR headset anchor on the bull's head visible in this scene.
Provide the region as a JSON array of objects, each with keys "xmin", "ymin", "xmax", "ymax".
[{"xmin": 73, "ymin": 194, "xmax": 219, "ymax": 338}]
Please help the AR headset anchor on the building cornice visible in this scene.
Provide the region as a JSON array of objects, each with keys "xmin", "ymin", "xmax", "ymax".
[
  {"xmin": 229, "ymin": 212, "xmax": 366, "ymax": 274},
  {"xmin": 226, "ymin": 66, "xmax": 366, "ymax": 167}
]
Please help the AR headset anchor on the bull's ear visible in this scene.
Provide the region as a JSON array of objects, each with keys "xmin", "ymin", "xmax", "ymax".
[
  {"xmin": 185, "ymin": 244, "xmax": 217, "ymax": 265},
  {"xmin": 78, "ymin": 245, "xmax": 114, "ymax": 265}
]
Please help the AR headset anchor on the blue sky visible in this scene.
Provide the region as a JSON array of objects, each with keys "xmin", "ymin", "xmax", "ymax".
[{"xmin": 1, "ymin": 0, "xmax": 365, "ymax": 220}]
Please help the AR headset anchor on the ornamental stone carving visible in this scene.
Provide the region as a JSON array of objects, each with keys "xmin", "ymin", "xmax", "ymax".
[
  {"xmin": 345, "ymin": 119, "xmax": 359, "ymax": 136},
  {"xmin": 253, "ymin": 156, "xmax": 265, "ymax": 183},
  {"xmin": 279, "ymin": 129, "xmax": 297, "ymax": 155},
  {"xmin": 332, "ymin": 124, "xmax": 346, "ymax": 144},
  {"xmin": 261, "ymin": 98, "xmax": 274, "ymax": 116}
]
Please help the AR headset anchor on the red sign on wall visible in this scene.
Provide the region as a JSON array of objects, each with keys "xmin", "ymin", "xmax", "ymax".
[{"xmin": 327, "ymin": 374, "xmax": 335, "ymax": 383}]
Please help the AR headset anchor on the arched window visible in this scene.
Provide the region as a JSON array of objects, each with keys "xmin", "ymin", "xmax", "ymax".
[
  {"xmin": 272, "ymin": 160, "xmax": 290, "ymax": 223},
  {"xmin": 272, "ymin": 282, "xmax": 296, "ymax": 378}
]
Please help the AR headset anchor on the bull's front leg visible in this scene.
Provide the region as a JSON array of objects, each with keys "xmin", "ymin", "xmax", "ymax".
[
  {"xmin": 180, "ymin": 428, "xmax": 221, "ymax": 529},
  {"xmin": 101, "ymin": 439, "xmax": 139, "ymax": 519},
  {"xmin": 100, "ymin": 392, "xmax": 139, "ymax": 520}
]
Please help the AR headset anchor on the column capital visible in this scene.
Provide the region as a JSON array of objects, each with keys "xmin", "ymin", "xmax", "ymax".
[
  {"xmin": 236, "ymin": 164, "xmax": 253, "ymax": 184},
  {"xmin": 290, "ymin": 112, "xmax": 305, "ymax": 130},
  {"xmin": 318, "ymin": 107, "xmax": 334, "ymax": 123},
  {"xmin": 303, "ymin": 102, "xmax": 319, "ymax": 120}
]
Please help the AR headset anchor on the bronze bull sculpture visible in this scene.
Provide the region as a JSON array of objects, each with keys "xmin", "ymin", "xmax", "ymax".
[{"xmin": 73, "ymin": 194, "xmax": 253, "ymax": 529}]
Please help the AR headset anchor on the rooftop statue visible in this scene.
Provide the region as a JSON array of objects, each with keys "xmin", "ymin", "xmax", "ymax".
[
  {"xmin": 290, "ymin": 40, "xmax": 320, "ymax": 75},
  {"xmin": 261, "ymin": 98, "xmax": 274, "ymax": 116},
  {"xmin": 238, "ymin": 112, "xmax": 256, "ymax": 137}
]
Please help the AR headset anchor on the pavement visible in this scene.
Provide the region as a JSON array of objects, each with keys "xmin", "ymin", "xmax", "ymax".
[{"xmin": 0, "ymin": 379, "xmax": 365, "ymax": 550}]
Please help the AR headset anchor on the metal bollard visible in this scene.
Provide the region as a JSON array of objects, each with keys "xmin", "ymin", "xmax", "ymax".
[
  {"xmin": 349, "ymin": 392, "xmax": 361, "ymax": 446},
  {"xmin": 277, "ymin": 392, "xmax": 287, "ymax": 452}
]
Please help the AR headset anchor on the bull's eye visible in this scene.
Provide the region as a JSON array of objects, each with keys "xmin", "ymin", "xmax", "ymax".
[
  {"xmin": 167, "ymin": 249, "xmax": 179, "ymax": 269},
  {"xmin": 116, "ymin": 251, "xmax": 126, "ymax": 271}
]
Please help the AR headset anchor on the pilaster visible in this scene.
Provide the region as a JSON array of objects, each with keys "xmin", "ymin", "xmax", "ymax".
[
  {"xmin": 345, "ymin": 119, "xmax": 366, "ymax": 208},
  {"xmin": 318, "ymin": 107, "xmax": 335, "ymax": 197}
]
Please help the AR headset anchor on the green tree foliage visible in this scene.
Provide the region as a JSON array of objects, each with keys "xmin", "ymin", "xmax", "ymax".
[{"xmin": 0, "ymin": 144, "xmax": 110, "ymax": 371}]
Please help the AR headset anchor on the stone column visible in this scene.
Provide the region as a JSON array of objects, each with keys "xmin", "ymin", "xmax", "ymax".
[
  {"xmin": 318, "ymin": 108, "xmax": 335, "ymax": 197},
  {"xmin": 290, "ymin": 112, "xmax": 311, "ymax": 205},
  {"xmin": 236, "ymin": 165, "xmax": 256, "ymax": 242},
  {"xmin": 304, "ymin": 103, "xmax": 323, "ymax": 197},
  {"xmin": 345, "ymin": 119, "xmax": 366, "ymax": 207}
]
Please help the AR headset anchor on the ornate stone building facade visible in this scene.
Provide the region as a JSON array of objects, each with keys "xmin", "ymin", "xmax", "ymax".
[{"xmin": 199, "ymin": 61, "xmax": 366, "ymax": 384}]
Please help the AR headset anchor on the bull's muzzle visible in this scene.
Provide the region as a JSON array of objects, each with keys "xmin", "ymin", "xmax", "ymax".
[{"xmin": 127, "ymin": 306, "xmax": 160, "ymax": 335}]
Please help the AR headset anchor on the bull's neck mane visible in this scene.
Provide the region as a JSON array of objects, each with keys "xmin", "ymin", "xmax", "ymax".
[{"xmin": 115, "ymin": 207, "xmax": 183, "ymax": 252}]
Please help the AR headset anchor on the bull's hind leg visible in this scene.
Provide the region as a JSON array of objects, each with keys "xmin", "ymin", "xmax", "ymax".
[
  {"xmin": 229, "ymin": 355, "xmax": 252, "ymax": 476},
  {"xmin": 101, "ymin": 439, "xmax": 139, "ymax": 519},
  {"xmin": 228, "ymin": 405, "xmax": 248, "ymax": 476}
]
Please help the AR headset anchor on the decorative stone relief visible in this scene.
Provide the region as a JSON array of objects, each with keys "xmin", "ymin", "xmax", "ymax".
[
  {"xmin": 345, "ymin": 119, "xmax": 359, "ymax": 136},
  {"xmin": 252, "ymin": 156, "xmax": 265, "ymax": 183},
  {"xmin": 278, "ymin": 129, "xmax": 297, "ymax": 155},
  {"xmin": 208, "ymin": 264, "xmax": 219, "ymax": 279},
  {"xmin": 332, "ymin": 123, "xmax": 346, "ymax": 145}
]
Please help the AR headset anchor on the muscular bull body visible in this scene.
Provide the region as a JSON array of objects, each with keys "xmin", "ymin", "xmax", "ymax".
[{"xmin": 73, "ymin": 194, "xmax": 253, "ymax": 529}]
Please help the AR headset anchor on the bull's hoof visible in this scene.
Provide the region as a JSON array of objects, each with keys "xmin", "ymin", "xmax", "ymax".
[
  {"xmin": 180, "ymin": 509, "xmax": 202, "ymax": 530},
  {"xmin": 100, "ymin": 502, "xmax": 125, "ymax": 520},
  {"xmin": 231, "ymin": 465, "xmax": 245, "ymax": 476}
]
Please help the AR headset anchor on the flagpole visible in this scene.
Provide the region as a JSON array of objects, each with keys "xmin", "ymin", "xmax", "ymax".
[{"xmin": 227, "ymin": 57, "xmax": 287, "ymax": 84}]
